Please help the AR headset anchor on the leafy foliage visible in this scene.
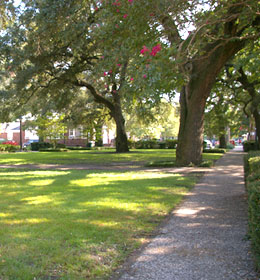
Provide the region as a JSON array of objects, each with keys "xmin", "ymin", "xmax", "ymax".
[{"xmin": 244, "ymin": 152, "xmax": 260, "ymax": 271}]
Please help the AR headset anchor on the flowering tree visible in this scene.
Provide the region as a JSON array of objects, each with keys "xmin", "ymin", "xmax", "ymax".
[
  {"xmin": 111, "ymin": 0, "xmax": 259, "ymax": 164},
  {"xmin": 86, "ymin": 0, "xmax": 259, "ymax": 163},
  {"xmin": 0, "ymin": 0, "xmax": 170, "ymax": 153},
  {"xmin": 1, "ymin": 0, "xmax": 259, "ymax": 162}
]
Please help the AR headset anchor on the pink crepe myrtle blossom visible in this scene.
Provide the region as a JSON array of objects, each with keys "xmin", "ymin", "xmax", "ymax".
[
  {"xmin": 130, "ymin": 77, "xmax": 134, "ymax": 81},
  {"xmin": 112, "ymin": 1, "xmax": 121, "ymax": 6},
  {"xmin": 143, "ymin": 74, "xmax": 147, "ymax": 78},
  {"xmin": 104, "ymin": 72, "xmax": 107, "ymax": 76},
  {"xmin": 150, "ymin": 44, "xmax": 161, "ymax": 56},
  {"xmin": 140, "ymin": 45, "xmax": 150, "ymax": 55},
  {"xmin": 123, "ymin": 14, "xmax": 128, "ymax": 18}
]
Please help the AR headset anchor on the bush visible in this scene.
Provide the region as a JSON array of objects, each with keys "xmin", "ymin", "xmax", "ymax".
[
  {"xmin": 243, "ymin": 141, "xmax": 258, "ymax": 152},
  {"xmin": 165, "ymin": 139, "xmax": 178, "ymax": 149},
  {"xmin": 244, "ymin": 152, "xmax": 260, "ymax": 271},
  {"xmin": 0, "ymin": 144, "xmax": 20, "ymax": 152},
  {"xmin": 226, "ymin": 143, "xmax": 235, "ymax": 149},
  {"xmin": 67, "ymin": 147, "xmax": 91, "ymax": 151},
  {"xmin": 127, "ymin": 139, "xmax": 136, "ymax": 149},
  {"xmin": 203, "ymin": 148, "xmax": 226, "ymax": 153},
  {"xmin": 31, "ymin": 142, "xmax": 53, "ymax": 151},
  {"xmin": 39, "ymin": 148, "xmax": 68, "ymax": 152},
  {"xmin": 136, "ymin": 140, "xmax": 159, "ymax": 149},
  {"xmin": 56, "ymin": 143, "xmax": 66, "ymax": 148}
]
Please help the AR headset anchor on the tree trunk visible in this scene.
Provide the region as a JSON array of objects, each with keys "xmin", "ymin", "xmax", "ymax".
[
  {"xmin": 110, "ymin": 92, "xmax": 129, "ymax": 153},
  {"xmin": 176, "ymin": 40, "xmax": 244, "ymax": 165},
  {"xmin": 111, "ymin": 104, "xmax": 129, "ymax": 152},
  {"xmin": 219, "ymin": 134, "xmax": 227, "ymax": 149},
  {"xmin": 253, "ymin": 109, "xmax": 260, "ymax": 149},
  {"xmin": 76, "ymin": 81, "xmax": 129, "ymax": 153},
  {"xmin": 176, "ymin": 86, "xmax": 206, "ymax": 165}
]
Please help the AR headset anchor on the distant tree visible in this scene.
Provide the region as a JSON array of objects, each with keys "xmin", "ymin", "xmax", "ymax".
[
  {"xmin": 27, "ymin": 113, "xmax": 66, "ymax": 149},
  {"xmin": 126, "ymin": 99, "xmax": 179, "ymax": 140}
]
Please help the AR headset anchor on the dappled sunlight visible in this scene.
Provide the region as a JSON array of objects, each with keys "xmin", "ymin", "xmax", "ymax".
[
  {"xmin": 0, "ymin": 158, "xmax": 24, "ymax": 164},
  {"xmin": 1, "ymin": 217, "xmax": 49, "ymax": 225},
  {"xmin": 28, "ymin": 179, "xmax": 55, "ymax": 186},
  {"xmin": 0, "ymin": 212, "xmax": 13, "ymax": 218},
  {"xmin": 21, "ymin": 195, "xmax": 54, "ymax": 205},
  {"xmin": 0, "ymin": 167, "xmax": 198, "ymax": 280},
  {"xmin": 88, "ymin": 220, "xmax": 119, "ymax": 228},
  {"xmin": 80, "ymin": 200, "xmax": 141, "ymax": 211},
  {"xmin": 12, "ymin": 232, "xmax": 31, "ymax": 239},
  {"xmin": 70, "ymin": 172, "xmax": 178, "ymax": 187},
  {"xmin": 175, "ymin": 207, "xmax": 207, "ymax": 217}
]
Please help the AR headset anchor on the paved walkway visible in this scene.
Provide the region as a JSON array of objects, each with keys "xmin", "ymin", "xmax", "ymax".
[{"xmin": 114, "ymin": 147, "xmax": 259, "ymax": 280}]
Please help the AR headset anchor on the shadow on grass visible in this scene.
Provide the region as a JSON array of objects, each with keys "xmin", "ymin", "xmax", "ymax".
[{"xmin": 0, "ymin": 169, "xmax": 196, "ymax": 279}]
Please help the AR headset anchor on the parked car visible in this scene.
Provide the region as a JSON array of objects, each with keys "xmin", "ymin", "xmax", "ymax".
[
  {"xmin": 23, "ymin": 139, "xmax": 39, "ymax": 148},
  {"xmin": 204, "ymin": 139, "xmax": 213, "ymax": 149}
]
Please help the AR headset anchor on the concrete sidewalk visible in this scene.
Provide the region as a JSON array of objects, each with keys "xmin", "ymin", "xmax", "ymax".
[{"xmin": 115, "ymin": 148, "xmax": 259, "ymax": 280}]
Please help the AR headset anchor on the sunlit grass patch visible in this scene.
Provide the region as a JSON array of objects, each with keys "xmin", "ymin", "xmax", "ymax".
[
  {"xmin": 0, "ymin": 169, "xmax": 198, "ymax": 279},
  {"xmin": 0, "ymin": 149, "xmax": 223, "ymax": 167}
]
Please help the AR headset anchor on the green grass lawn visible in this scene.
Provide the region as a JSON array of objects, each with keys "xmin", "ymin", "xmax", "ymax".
[
  {"xmin": 0, "ymin": 149, "xmax": 224, "ymax": 279},
  {"xmin": 0, "ymin": 169, "xmax": 199, "ymax": 279},
  {"xmin": 0, "ymin": 149, "xmax": 223, "ymax": 166}
]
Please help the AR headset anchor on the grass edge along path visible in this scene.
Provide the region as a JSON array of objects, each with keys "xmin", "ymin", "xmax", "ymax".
[{"xmin": 0, "ymin": 168, "xmax": 202, "ymax": 280}]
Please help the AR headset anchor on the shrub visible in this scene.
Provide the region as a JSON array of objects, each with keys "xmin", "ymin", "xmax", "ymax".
[
  {"xmin": 31, "ymin": 142, "xmax": 53, "ymax": 151},
  {"xmin": 226, "ymin": 143, "xmax": 234, "ymax": 149},
  {"xmin": 203, "ymin": 148, "xmax": 226, "ymax": 153},
  {"xmin": 158, "ymin": 142, "xmax": 166, "ymax": 149},
  {"xmin": 67, "ymin": 147, "xmax": 91, "ymax": 151},
  {"xmin": 136, "ymin": 140, "xmax": 159, "ymax": 149},
  {"xmin": 0, "ymin": 144, "xmax": 20, "ymax": 152},
  {"xmin": 243, "ymin": 141, "xmax": 258, "ymax": 152},
  {"xmin": 127, "ymin": 139, "xmax": 136, "ymax": 149},
  {"xmin": 39, "ymin": 148, "xmax": 68, "ymax": 152},
  {"xmin": 56, "ymin": 143, "xmax": 66, "ymax": 148},
  {"xmin": 165, "ymin": 139, "xmax": 178, "ymax": 149},
  {"xmin": 244, "ymin": 152, "xmax": 260, "ymax": 271}
]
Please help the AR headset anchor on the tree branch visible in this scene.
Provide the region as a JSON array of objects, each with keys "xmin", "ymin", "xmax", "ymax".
[{"xmin": 73, "ymin": 79, "xmax": 115, "ymax": 112}]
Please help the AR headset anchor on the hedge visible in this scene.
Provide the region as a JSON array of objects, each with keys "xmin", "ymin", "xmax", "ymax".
[
  {"xmin": 0, "ymin": 144, "xmax": 20, "ymax": 152},
  {"xmin": 244, "ymin": 151, "xmax": 260, "ymax": 271},
  {"xmin": 243, "ymin": 141, "xmax": 259, "ymax": 152},
  {"xmin": 30, "ymin": 142, "xmax": 66, "ymax": 151},
  {"xmin": 203, "ymin": 148, "xmax": 226, "ymax": 153},
  {"xmin": 128, "ymin": 139, "xmax": 178, "ymax": 149}
]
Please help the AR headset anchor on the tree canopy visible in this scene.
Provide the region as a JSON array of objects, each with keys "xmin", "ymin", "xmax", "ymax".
[{"xmin": 0, "ymin": 0, "xmax": 259, "ymax": 163}]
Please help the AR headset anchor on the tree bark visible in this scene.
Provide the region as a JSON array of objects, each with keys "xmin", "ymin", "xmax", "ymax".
[
  {"xmin": 110, "ymin": 94, "xmax": 129, "ymax": 153},
  {"xmin": 176, "ymin": 86, "xmax": 206, "ymax": 165},
  {"xmin": 219, "ymin": 134, "xmax": 227, "ymax": 149},
  {"xmin": 176, "ymin": 40, "xmax": 244, "ymax": 165}
]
